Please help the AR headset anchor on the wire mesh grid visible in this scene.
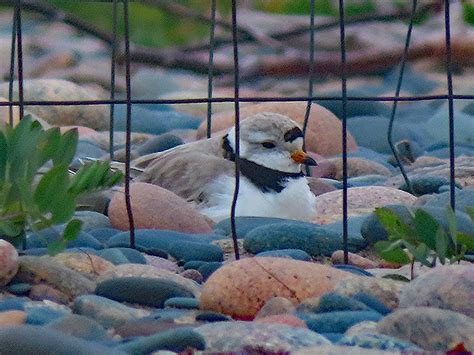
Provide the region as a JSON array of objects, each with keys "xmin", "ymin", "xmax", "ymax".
[{"xmin": 1, "ymin": 0, "xmax": 459, "ymax": 261}]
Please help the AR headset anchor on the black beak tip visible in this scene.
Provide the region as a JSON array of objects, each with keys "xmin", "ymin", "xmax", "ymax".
[{"xmin": 304, "ymin": 156, "xmax": 318, "ymax": 166}]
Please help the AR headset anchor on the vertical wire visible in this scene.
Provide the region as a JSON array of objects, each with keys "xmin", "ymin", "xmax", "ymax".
[
  {"xmin": 444, "ymin": 0, "xmax": 455, "ymax": 210},
  {"xmin": 123, "ymin": 0, "xmax": 136, "ymax": 249},
  {"xmin": 206, "ymin": 0, "xmax": 217, "ymax": 139},
  {"xmin": 229, "ymin": 0, "xmax": 241, "ymax": 260},
  {"xmin": 109, "ymin": 0, "xmax": 118, "ymax": 160},
  {"xmin": 338, "ymin": 0, "xmax": 349, "ymax": 264},
  {"xmin": 302, "ymin": 0, "xmax": 316, "ymax": 177},
  {"xmin": 8, "ymin": 10, "xmax": 17, "ymax": 125},
  {"xmin": 387, "ymin": 0, "xmax": 417, "ymax": 195},
  {"xmin": 15, "ymin": 0, "xmax": 24, "ymax": 119}
]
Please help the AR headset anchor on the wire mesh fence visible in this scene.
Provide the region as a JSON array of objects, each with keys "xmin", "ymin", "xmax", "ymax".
[{"xmin": 0, "ymin": 0, "xmax": 461, "ymax": 263}]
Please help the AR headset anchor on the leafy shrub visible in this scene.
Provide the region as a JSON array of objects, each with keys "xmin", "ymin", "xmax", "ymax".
[
  {"xmin": 0, "ymin": 116, "xmax": 123, "ymax": 253},
  {"xmin": 374, "ymin": 206, "xmax": 474, "ymax": 279}
]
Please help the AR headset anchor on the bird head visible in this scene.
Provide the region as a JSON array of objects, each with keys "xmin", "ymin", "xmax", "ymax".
[{"xmin": 226, "ymin": 112, "xmax": 317, "ymax": 173}]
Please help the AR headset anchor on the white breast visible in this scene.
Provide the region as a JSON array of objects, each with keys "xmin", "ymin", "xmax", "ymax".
[{"xmin": 200, "ymin": 175, "xmax": 316, "ymax": 223}]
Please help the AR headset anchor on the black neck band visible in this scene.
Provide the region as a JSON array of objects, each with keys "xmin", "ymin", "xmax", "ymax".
[{"xmin": 222, "ymin": 135, "xmax": 304, "ymax": 193}]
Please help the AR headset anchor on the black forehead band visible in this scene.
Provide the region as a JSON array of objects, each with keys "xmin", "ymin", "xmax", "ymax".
[{"xmin": 284, "ymin": 127, "xmax": 304, "ymax": 142}]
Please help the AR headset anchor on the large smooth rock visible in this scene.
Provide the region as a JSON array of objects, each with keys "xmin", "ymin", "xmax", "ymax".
[
  {"xmin": 377, "ymin": 307, "xmax": 474, "ymax": 351},
  {"xmin": 200, "ymin": 257, "xmax": 357, "ymax": 319},
  {"xmin": 326, "ymin": 157, "xmax": 391, "ymax": 179},
  {"xmin": 108, "ymin": 182, "xmax": 212, "ymax": 233},
  {"xmin": 95, "ymin": 277, "xmax": 194, "ymax": 307},
  {"xmin": 399, "ymin": 265, "xmax": 474, "ymax": 318},
  {"xmin": 0, "ymin": 79, "xmax": 109, "ymax": 130},
  {"xmin": 0, "ymin": 240, "xmax": 19, "ymax": 286},
  {"xmin": 314, "ymin": 187, "xmax": 417, "ymax": 223},
  {"xmin": 97, "ymin": 263, "xmax": 201, "ymax": 297},
  {"xmin": 14, "ymin": 256, "xmax": 95, "ymax": 300},
  {"xmin": 243, "ymin": 222, "xmax": 367, "ymax": 257},
  {"xmin": 0, "ymin": 325, "xmax": 126, "ymax": 355},
  {"xmin": 73, "ymin": 295, "xmax": 149, "ymax": 329},
  {"xmin": 196, "ymin": 102, "xmax": 357, "ymax": 157},
  {"xmin": 52, "ymin": 253, "xmax": 114, "ymax": 276},
  {"xmin": 194, "ymin": 321, "xmax": 331, "ymax": 353}
]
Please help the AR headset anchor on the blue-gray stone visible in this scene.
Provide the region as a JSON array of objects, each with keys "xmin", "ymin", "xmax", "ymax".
[
  {"xmin": 424, "ymin": 188, "xmax": 474, "ymax": 214},
  {"xmin": 256, "ymin": 249, "xmax": 312, "ymax": 261},
  {"xmin": 195, "ymin": 311, "xmax": 231, "ymax": 322},
  {"xmin": 337, "ymin": 333, "xmax": 422, "ymax": 351},
  {"xmin": 21, "ymin": 248, "xmax": 49, "ymax": 256},
  {"xmin": 400, "ymin": 176, "xmax": 450, "ymax": 195},
  {"xmin": 321, "ymin": 333, "xmax": 344, "ymax": 342},
  {"xmin": 106, "ymin": 229, "xmax": 218, "ymax": 251},
  {"xmin": 168, "ymin": 240, "xmax": 223, "ymax": 262},
  {"xmin": 0, "ymin": 297, "xmax": 27, "ymax": 311},
  {"xmin": 383, "ymin": 65, "xmax": 438, "ymax": 96},
  {"xmin": 183, "ymin": 260, "xmax": 207, "ymax": 270},
  {"xmin": 75, "ymin": 140, "xmax": 107, "ymax": 160},
  {"xmin": 347, "ymin": 116, "xmax": 427, "ymax": 153},
  {"xmin": 197, "ymin": 262, "xmax": 223, "ymax": 280},
  {"xmin": 426, "ymin": 144, "xmax": 474, "ymax": 158},
  {"xmin": 113, "ymin": 105, "xmax": 201, "ymax": 135},
  {"xmin": 74, "ymin": 211, "xmax": 111, "ymax": 231},
  {"xmin": 332, "ymin": 265, "xmax": 374, "ymax": 277},
  {"xmin": 315, "ymin": 98, "xmax": 391, "ymax": 118},
  {"xmin": 344, "ymin": 147, "xmax": 391, "ymax": 167},
  {"xmin": 88, "ymin": 228, "xmax": 121, "ymax": 244},
  {"xmin": 95, "ymin": 277, "xmax": 194, "ymax": 307},
  {"xmin": 25, "ymin": 306, "xmax": 68, "ymax": 325},
  {"xmin": 303, "ymin": 310, "xmax": 383, "ymax": 333},
  {"xmin": 323, "ymin": 215, "xmax": 369, "ymax": 240},
  {"xmin": 103, "ymin": 247, "xmax": 147, "ymax": 264},
  {"xmin": 313, "ymin": 292, "xmax": 371, "ymax": 313},
  {"xmin": 243, "ymin": 222, "xmax": 367, "ymax": 257},
  {"xmin": 426, "ymin": 108, "xmax": 474, "ymax": 146},
  {"xmin": 347, "ymin": 175, "xmax": 388, "ymax": 187},
  {"xmin": 26, "ymin": 228, "xmax": 103, "ymax": 250},
  {"xmin": 214, "ymin": 216, "xmax": 290, "ymax": 238},
  {"xmin": 0, "ymin": 325, "xmax": 126, "ymax": 355},
  {"xmin": 148, "ymin": 308, "xmax": 192, "ymax": 321},
  {"xmin": 136, "ymin": 133, "xmax": 183, "ymax": 155},
  {"xmin": 98, "ymin": 249, "xmax": 130, "ymax": 265},
  {"xmin": 352, "ymin": 292, "xmax": 392, "ymax": 315},
  {"xmin": 7, "ymin": 283, "xmax": 32, "ymax": 295},
  {"xmin": 164, "ymin": 297, "xmax": 199, "ymax": 309},
  {"xmin": 46, "ymin": 314, "xmax": 109, "ymax": 341},
  {"xmin": 73, "ymin": 295, "xmax": 148, "ymax": 329},
  {"xmin": 116, "ymin": 328, "xmax": 205, "ymax": 354}
]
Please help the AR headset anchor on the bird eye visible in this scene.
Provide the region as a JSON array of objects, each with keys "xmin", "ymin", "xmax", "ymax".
[{"xmin": 261, "ymin": 141, "xmax": 276, "ymax": 149}]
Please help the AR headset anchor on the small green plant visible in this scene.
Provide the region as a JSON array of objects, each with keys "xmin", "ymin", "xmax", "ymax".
[
  {"xmin": 0, "ymin": 116, "xmax": 123, "ymax": 254},
  {"xmin": 374, "ymin": 206, "xmax": 474, "ymax": 280}
]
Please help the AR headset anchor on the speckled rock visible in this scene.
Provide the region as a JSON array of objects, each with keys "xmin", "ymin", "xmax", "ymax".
[
  {"xmin": 0, "ymin": 240, "xmax": 19, "ymax": 286},
  {"xmin": 331, "ymin": 250, "xmax": 377, "ymax": 269},
  {"xmin": 52, "ymin": 252, "xmax": 115, "ymax": 276},
  {"xmin": 29, "ymin": 283, "xmax": 70, "ymax": 305},
  {"xmin": 0, "ymin": 79, "xmax": 109, "ymax": 130},
  {"xmin": 200, "ymin": 257, "xmax": 357, "ymax": 319},
  {"xmin": 314, "ymin": 187, "xmax": 417, "ymax": 223},
  {"xmin": 255, "ymin": 314, "xmax": 307, "ymax": 328},
  {"xmin": 196, "ymin": 102, "xmax": 358, "ymax": 156},
  {"xmin": 255, "ymin": 297, "xmax": 296, "ymax": 319},
  {"xmin": 399, "ymin": 264, "xmax": 474, "ymax": 318},
  {"xmin": 336, "ymin": 333, "xmax": 422, "ymax": 352},
  {"xmin": 194, "ymin": 321, "xmax": 331, "ymax": 352},
  {"xmin": 377, "ymin": 307, "xmax": 474, "ymax": 351},
  {"xmin": 0, "ymin": 311, "xmax": 27, "ymax": 327},
  {"xmin": 108, "ymin": 182, "xmax": 212, "ymax": 233},
  {"xmin": 333, "ymin": 277, "xmax": 406, "ymax": 310},
  {"xmin": 14, "ymin": 256, "xmax": 95, "ymax": 300},
  {"xmin": 327, "ymin": 157, "xmax": 391, "ymax": 179},
  {"xmin": 97, "ymin": 263, "xmax": 201, "ymax": 297},
  {"xmin": 294, "ymin": 345, "xmax": 400, "ymax": 354},
  {"xmin": 144, "ymin": 254, "xmax": 180, "ymax": 272}
]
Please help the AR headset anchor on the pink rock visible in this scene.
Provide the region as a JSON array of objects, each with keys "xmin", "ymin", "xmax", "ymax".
[
  {"xmin": 331, "ymin": 250, "xmax": 376, "ymax": 269},
  {"xmin": 307, "ymin": 177, "xmax": 337, "ymax": 197},
  {"xmin": 108, "ymin": 182, "xmax": 213, "ymax": 233},
  {"xmin": 58, "ymin": 125, "xmax": 100, "ymax": 139},
  {"xmin": 0, "ymin": 240, "xmax": 19, "ymax": 287},
  {"xmin": 0, "ymin": 311, "xmax": 26, "ymax": 327},
  {"xmin": 254, "ymin": 314, "xmax": 307, "ymax": 328}
]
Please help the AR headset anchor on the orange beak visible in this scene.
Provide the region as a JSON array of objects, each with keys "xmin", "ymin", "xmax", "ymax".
[{"xmin": 291, "ymin": 150, "xmax": 317, "ymax": 166}]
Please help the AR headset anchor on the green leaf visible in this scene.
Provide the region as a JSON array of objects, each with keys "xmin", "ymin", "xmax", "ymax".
[
  {"xmin": 381, "ymin": 274, "xmax": 411, "ymax": 282},
  {"xmin": 435, "ymin": 227, "xmax": 448, "ymax": 264},
  {"xmin": 37, "ymin": 127, "xmax": 61, "ymax": 167},
  {"xmin": 104, "ymin": 170, "xmax": 123, "ymax": 187},
  {"xmin": 412, "ymin": 209, "xmax": 439, "ymax": 250},
  {"xmin": 374, "ymin": 207, "xmax": 414, "ymax": 241},
  {"xmin": 0, "ymin": 219, "xmax": 23, "ymax": 237},
  {"xmin": 50, "ymin": 194, "xmax": 76, "ymax": 224},
  {"xmin": 466, "ymin": 207, "xmax": 474, "ymax": 221},
  {"xmin": 63, "ymin": 219, "xmax": 82, "ymax": 241},
  {"xmin": 47, "ymin": 240, "xmax": 67, "ymax": 256},
  {"xmin": 456, "ymin": 232, "xmax": 474, "ymax": 251},
  {"xmin": 374, "ymin": 240, "xmax": 411, "ymax": 264},
  {"xmin": 33, "ymin": 164, "xmax": 69, "ymax": 212},
  {"xmin": 53, "ymin": 129, "xmax": 78, "ymax": 166},
  {"xmin": 412, "ymin": 243, "xmax": 432, "ymax": 267},
  {"xmin": 0, "ymin": 131, "xmax": 7, "ymax": 182}
]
